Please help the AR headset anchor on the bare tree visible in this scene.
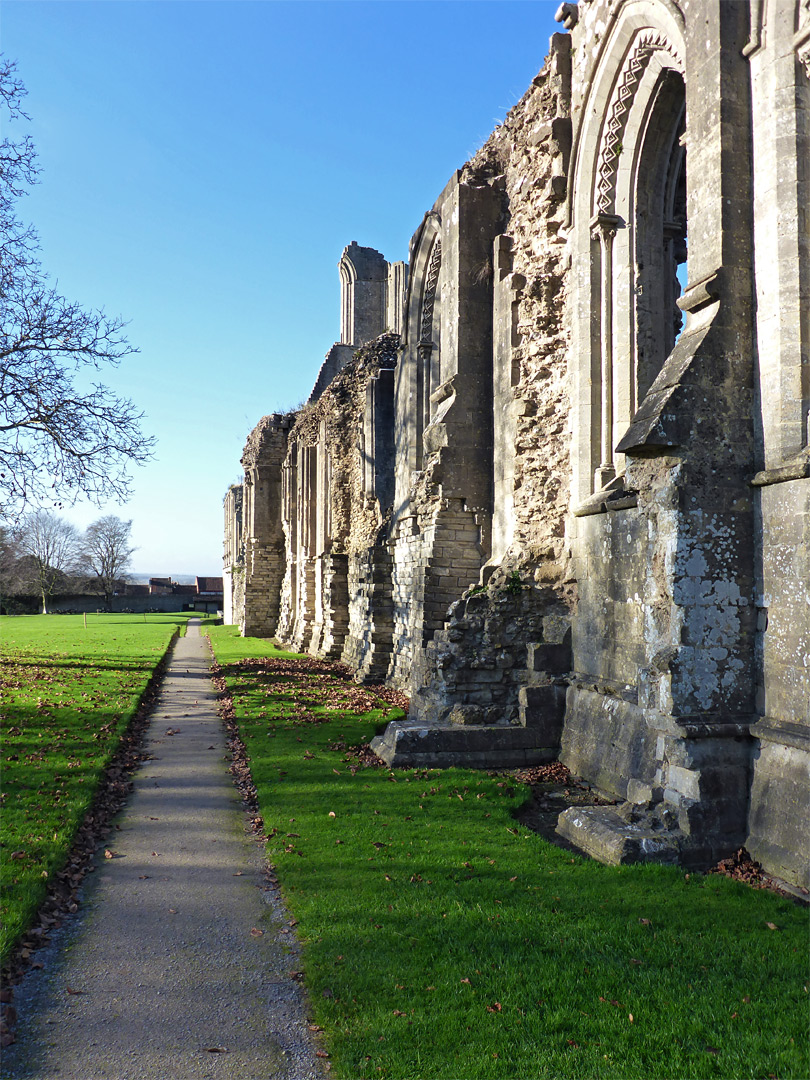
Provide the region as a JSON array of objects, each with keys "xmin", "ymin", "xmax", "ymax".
[
  {"xmin": 0, "ymin": 58, "xmax": 155, "ymax": 516},
  {"xmin": 14, "ymin": 508, "xmax": 79, "ymax": 613},
  {"xmin": 78, "ymin": 515, "xmax": 136, "ymax": 610},
  {"xmin": 0, "ymin": 522, "xmax": 23, "ymax": 610}
]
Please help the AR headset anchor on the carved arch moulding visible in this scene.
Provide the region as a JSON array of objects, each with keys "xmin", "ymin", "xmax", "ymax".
[
  {"xmin": 594, "ymin": 28, "xmax": 684, "ymax": 216},
  {"xmin": 402, "ymin": 211, "xmax": 441, "ymax": 350},
  {"xmin": 419, "ymin": 239, "xmax": 442, "ymax": 349}
]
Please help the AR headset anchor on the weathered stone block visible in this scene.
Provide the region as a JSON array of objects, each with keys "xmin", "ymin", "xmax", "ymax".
[
  {"xmin": 518, "ymin": 685, "xmax": 565, "ymax": 746},
  {"xmin": 556, "ymin": 807, "xmax": 681, "ymax": 866}
]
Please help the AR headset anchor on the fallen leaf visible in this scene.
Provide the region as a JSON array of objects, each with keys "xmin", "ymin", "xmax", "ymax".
[
  {"xmin": 765, "ymin": 922, "xmax": 779, "ymax": 931},
  {"xmin": 104, "ymin": 850, "xmax": 118, "ymax": 859},
  {"xmin": 486, "ymin": 1002, "xmax": 502, "ymax": 1013},
  {"xmin": 630, "ymin": 958, "xmax": 642, "ymax": 965},
  {"xmin": 233, "ymin": 872, "xmax": 243, "ymax": 877},
  {"xmin": 250, "ymin": 928, "xmax": 263, "ymax": 937},
  {"xmin": 138, "ymin": 875, "xmax": 150, "ymax": 880},
  {"xmin": 66, "ymin": 987, "xmax": 83, "ymax": 996},
  {"xmin": 328, "ymin": 811, "xmax": 336, "ymax": 817},
  {"xmin": 461, "ymin": 978, "xmax": 471, "ymax": 985},
  {"xmin": 168, "ymin": 909, "xmax": 177, "ymax": 914},
  {"xmin": 203, "ymin": 1047, "xmax": 228, "ymax": 1053},
  {"xmin": 393, "ymin": 1010, "xmax": 407, "ymax": 1017},
  {"xmin": 639, "ymin": 918, "xmax": 651, "ymax": 925},
  {"xmin": 629, "ymin": 1014, "xmax": 634, "ymax": 1023},
  {"xmin": 316, "ymin": 1051, "xmax": 330, "ymax": 1058}
]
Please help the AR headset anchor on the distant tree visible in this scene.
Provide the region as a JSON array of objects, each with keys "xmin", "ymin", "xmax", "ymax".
[
  {"xmin": 13, "ymin": 509, "xmax": 79, "ymax": 613},
  {"xmin": 0, "ymin": 522, "xmax": 23, "ymax": 610},
  {"xmin": 0, "ymin": 58, "xmax": 154, "ymax": 516},
  {"xmin": 78, "ymin": 515, "xmax": 136, "ymax": 610}
]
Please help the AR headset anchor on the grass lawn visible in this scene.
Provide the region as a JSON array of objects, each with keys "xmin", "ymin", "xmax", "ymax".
[
  {"xmin": 0, "ymin": 613, "xmax": 202, "ymax": 966},
  {"xmin": 207, "ymin": 625, "xmax": 809, "ymax": 1080}
]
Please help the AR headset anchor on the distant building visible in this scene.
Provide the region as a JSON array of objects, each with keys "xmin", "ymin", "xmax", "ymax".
[
  {"xmin": 115, "ymin": 576, "xmax": 223, "ymax": 613},
  {"xmin": 194, "ymin": 576, "xmax": 224, "ymax": 614}
]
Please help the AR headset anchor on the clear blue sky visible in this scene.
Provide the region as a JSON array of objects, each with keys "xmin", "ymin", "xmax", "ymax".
[{"xmin": 3, "ymin": 0, "xmax": 563, "ymax": 576}]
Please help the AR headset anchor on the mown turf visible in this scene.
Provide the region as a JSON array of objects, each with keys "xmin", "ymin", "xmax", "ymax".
[
  {"xmin": 206, "ymin": 625, "xmax": 809, "ymax": 1080},
  {"xmin": 0, "ymin": 613, "xmax": 200, "ymax": 965}
]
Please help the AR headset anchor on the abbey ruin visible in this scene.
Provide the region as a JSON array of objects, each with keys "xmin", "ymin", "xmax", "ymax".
[{"xmin": 224, "ymin": 0, "xmax": 809, "ymax": 890}]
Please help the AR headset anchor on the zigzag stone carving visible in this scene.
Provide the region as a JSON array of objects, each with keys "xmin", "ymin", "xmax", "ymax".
[{"xmin": 595, "ymin": 30, "xmax": 684, "ymax": 215}]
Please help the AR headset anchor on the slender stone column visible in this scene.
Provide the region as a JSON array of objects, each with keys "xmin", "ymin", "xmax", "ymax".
[{"xmin": 590, "ymin": 213, "xmax": 621, "ymax": 489}]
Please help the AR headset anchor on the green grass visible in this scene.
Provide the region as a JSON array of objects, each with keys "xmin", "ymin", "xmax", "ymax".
[
  {"xmin": 206, "ymin": 625, "xmax": 809, "ymax": 1080},
  {"xmin": 0, "ymin": 613, "xmax": 199, "ymax": 965}
]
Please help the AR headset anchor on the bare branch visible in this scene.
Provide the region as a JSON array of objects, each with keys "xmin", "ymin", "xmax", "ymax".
[{"xmin": 0, "ymin": 57, "xmax": 154, "ymax": 516}]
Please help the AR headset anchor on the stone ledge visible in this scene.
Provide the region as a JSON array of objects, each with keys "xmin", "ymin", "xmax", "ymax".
[
  {"xmin": 750, "ymin": 453, "xmax": 810, "ymax": 488},
  {"xmin": 749, "ymin": 718, "xmax": 810, "ymax": 752},
  {"xmin": 370, "ymin": 721, "xmax": 559, "ymax": 769},
  {"xmin": 573, "ymin": 475, "xmax": 638, "ymax": 518}
]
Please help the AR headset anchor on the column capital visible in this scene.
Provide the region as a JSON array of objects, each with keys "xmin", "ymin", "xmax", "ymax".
[{"xmin": 589, "ymin": 212, "xmax": 623, "ymax": 241}]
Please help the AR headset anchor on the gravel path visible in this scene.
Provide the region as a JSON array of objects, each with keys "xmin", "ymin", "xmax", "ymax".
[{"xmin": 2, "ymin": 622, "xmax": 324, "ymax": 1080}]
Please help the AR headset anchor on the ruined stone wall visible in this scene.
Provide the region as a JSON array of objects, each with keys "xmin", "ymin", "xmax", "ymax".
[
  {"xmin": 222, "ymin": 483, "xmax": 243, "ymax": 626},
  {"xmin": 239, "ymin": 414, "xmax": 292, "ymax": 638},
  {"xmin": 388, "ymin": 495, "xmax": 487, "ymax": 689},
  {"xmin": 403, "ymin": 33, "xmax": 575, "ymax": 724},
  {"xmin": 227, "ymin": 0, "xmax": 808, "ymax": 889},
  {"xmin": 274, "ymin": 334, "xmax": 399, "ymax": 665},
  {"xmin": 387, "ymin": 170, "xmax": 502, "ymax": 689},
  {"xmin": 465, "ymin": 36, "xmax": 572, "ymax": 567},
  {"xmin": 342, "ymin": 547, "xmax": 395, "ymax": 681}
]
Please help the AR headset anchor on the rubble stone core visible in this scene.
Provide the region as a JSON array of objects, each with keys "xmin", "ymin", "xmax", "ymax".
[{"xmin": 225, "ymin": 1, "xmax": 809, "ymax": 889}]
